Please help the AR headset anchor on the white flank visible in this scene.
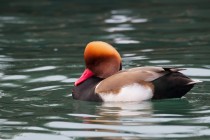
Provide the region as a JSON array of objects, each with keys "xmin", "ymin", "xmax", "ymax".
[{"xmin": 99, "ymin": 83, "xmax": 153, "ymax": 102}]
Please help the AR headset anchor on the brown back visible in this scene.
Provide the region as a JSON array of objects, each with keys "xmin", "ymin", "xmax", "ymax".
[{"xmin": 95, "ymin": 66, "xmax": 171, "ymax": 93}]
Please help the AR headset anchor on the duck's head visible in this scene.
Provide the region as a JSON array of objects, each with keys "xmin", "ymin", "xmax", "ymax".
[
  {"xmin": 84, "ymin": 41, "xmax": 122, "ymax": 78},
  {"xmin": 75, "ymin": 41, "xmax": 121, "ymax": 86}
]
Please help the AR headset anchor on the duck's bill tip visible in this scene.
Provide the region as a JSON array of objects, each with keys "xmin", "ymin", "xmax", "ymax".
[{"xmin": 74, "ymin": 68, "xmax": 94, "ymax": 86}]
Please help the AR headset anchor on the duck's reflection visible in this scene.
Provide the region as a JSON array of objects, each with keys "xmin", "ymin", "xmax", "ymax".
[
  {"xmin": 99, "ymin": 101, "xmax": 153, "ymax": 117},
  {"xmin": 83, "ymin": 101, "xmax": 153, "ymax": 126},
  {"xmin": 73, "ymin": 101, "xmax": 153, "ymax": 140}
]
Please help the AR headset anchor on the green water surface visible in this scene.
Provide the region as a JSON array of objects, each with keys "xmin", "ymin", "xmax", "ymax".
[{"xmin": 0, "ymin": 0, "xmax": 210, "ymax": 139}]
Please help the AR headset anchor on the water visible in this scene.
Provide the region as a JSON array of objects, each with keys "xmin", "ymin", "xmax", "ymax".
[{"xmin": 0, "ymin": 0, "xmax": 210, "ymax": 139}]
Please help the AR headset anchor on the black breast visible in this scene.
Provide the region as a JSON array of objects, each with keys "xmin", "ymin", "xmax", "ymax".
[{"xmin": 72, "ymin": 76, "xmax": 103, "ymax": 102}]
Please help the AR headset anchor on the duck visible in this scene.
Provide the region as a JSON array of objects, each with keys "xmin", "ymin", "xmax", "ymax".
[{"xmin": 72, "ymin": 41, "xmax": 200, "ymax": 102}]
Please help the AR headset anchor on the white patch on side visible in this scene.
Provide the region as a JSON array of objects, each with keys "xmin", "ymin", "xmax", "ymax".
[{"xmin": 99, "ymin": 83, "xmax": 153, "ymax": 102}]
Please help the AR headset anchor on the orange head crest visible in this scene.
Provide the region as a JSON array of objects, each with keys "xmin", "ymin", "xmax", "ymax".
[{"xmin": 84, "ymin": 41, "xmax": 121, "ymax": 78}]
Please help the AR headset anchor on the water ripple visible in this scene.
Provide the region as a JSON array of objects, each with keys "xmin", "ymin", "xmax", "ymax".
[
  {"xmin": 131, "ymin": 18, "xmax": 148, "ymax": 23},
  {"xmin": 2, "ymin": 75, "xmax": 29, "ymax": 80},
  {"xmin": 14, "ymin": 97, "xmax": 42, "ymax": 102},
  {"xmin": 105, "ymin": 14, "xmax": 148, "ymax": 24},
  {"xmin": 22, "ymin": 66, "xmax": 56, "ymax": 72},
  {"xmin": 1, "ymin": 120, "xmax": 28, "ymax": 125},
  {"xmin": 105, "ymin": 15, "xmax": 130, "ymax": 24},
  {"xmin": 28, "ymin": 85, "xmax": 60, "ymax": 91},
  {"xmin": 68, "ymin": 114, "xmax": 100, "ymax": 118},
  {"xmin": 192, "ymin": 116, "xmax": 210, "ymax": 123},
  {"xmin": 28, "ymin": 75, "xmax": 67, "ymax": 83},
  {"xmin": 105, "ymin": 24, "xmax": 135, "ymax": 32},
  {"xmin": 59, "ymin": 131, "xmax": 132, "ymax": 138},
  {"xmin": 0, "ymin": 55, "xmax": 14, "ymax": 62},
  {"xmin": 46, "ymin": 121, "xmax": 209, "ymax": 138},
  {"xmin": 181, "ymin": 68, "xmax": 210, "ymax": 77},
  {"xmin": 0, "ymin": 83, "xmax": 20, "ymax": 87},
  {"xmin": 0, "ymin": 90, "xmax": 5, "ymax": 98},
  {"xmin": 123, "ymin": 56, "xmax": 148, "ymax": 61},
  {"xmin": 12, "ymin": 133, "xmax": 70, "ymax": 140},
  {"xmin": 114, "ymin": 37, "xmax": 140, "ymax": 44},
  {"xmin": 149, "ymin": 60, "xmax": 171, "ymax": 64},
  {"xmin": 0, "ymin": 16, "xmax": 28, "ymax": 24},
  {"xmin": 61, "ymin": 78, "xmax": 77, "ymax": 83}
]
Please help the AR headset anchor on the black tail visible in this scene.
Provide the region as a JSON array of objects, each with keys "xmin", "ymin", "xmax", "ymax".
[{"xmin": 152, "ymin": 72, "xmax": 199, "ymax": 99}]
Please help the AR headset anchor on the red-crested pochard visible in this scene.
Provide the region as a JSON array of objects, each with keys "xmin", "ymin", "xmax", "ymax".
[{"xmin": 72, "ymin": 41, "xmax": 200, "ymax": 102}]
